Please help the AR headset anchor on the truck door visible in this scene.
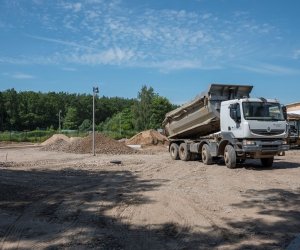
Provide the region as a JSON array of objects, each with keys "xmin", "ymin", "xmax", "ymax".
[{"xmin": 227, "ymin": 103, "xmax": 244, "ymax": 138}]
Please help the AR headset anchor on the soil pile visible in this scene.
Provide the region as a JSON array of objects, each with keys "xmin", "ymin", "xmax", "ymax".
[
  {"xmin": 41, "ymin": 133, "xmax": 135, "ymax": 154},
  {"xmin": 70, "ymin": 137, "xmax": 82, "ymax": 143},
  {"xmin": 41, "ymin": 138, "xmax": 70, "ymax": 152},
  {"xmin": 126, "ymin": 129, "xmax": 168, "ymax": 145},
  {"xmin": 41, "ymin": 134, "xmax": 70, "ymax": 146},
  {"xmin": 65, "ymin": 133, "xmax": 135, "ymax": 154}
]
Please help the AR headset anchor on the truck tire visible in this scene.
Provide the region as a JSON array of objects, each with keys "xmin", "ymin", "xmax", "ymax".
[
  {"xmin": 260, "ymin": 157, "xmax": 274, "ymax": 168},
  {"xmin": 202, "ymin": 144, "xmax": 212, "ymax": 165},
  {"xmin": 224, "ymin": 145, "xmax": 236, "ymax": 169},
  {"xmin": 170, "ymin": 143, "xmax": 180, "ymax": 160},
  {"xmin": 179, "ymin": 143, "xmax": 191, "ymax": 161}
]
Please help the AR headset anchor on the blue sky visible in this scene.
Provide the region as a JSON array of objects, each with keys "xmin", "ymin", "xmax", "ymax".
[{"xmin": 0, "ymin": 0, "xmax": 300, "ymax": 104}]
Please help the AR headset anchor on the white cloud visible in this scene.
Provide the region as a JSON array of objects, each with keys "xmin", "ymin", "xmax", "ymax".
[
  {"xmin": 0, "ymin": 53, "xmax": 67, "ymax": 65},
  {"xmin": 0, "ymin": 57, "xmax": 33, "ymax": 65},
  {"xmin": 260, "ymin": 63, "xmax": 300, "ymax": 75},
  {"xmin": 293, "ymin": 50, "xmax": 300, "ymax": 60},
  {"xmin": 136, "ymin": 59, "xmax": 222, "ymax": 73},
  {"xmin": 236, "ymin": 63, "xmax": 300, "ymax": 75},
  {"xmin": 67, "ymin": 48, "xmax": 135, "ymax": 65},
  {"xmin": 0, "ymin": 21, "xmax": 5, "ymax": 28},
  {"xmin": 241, "ymin": 22, "xmax": 272, "ymax": 34},
  {"xmin": 62, "ymin": 67, "xmax": 77, "ymax": 71},
  {"xmin": 157, "ymin": 60, "xmax": 204, "ymax": 71},
  {"xmin": 233, "ymin": 11, "xmax": 248, "ymax": 17},
  {"xmin": 27, "ymin": 34, "xmax": 93, "ymax": 50},
  {"xmin": 85, "ymin": 10, "xmax": 100, "ymax": 20},
  {"xmin": 12, "ymin": 73, "xmax": 36, "ymax": 79},
  {"xmin": 61, "ymin": 2, "xmax": 82, "ymax": 12},
  {"xmin": 0, "ymin": 1, "xmax": 283, "ymax": 71},
  {"xmin": 201, "ymin": 13, "xmax": 212, "ymax": 19}
]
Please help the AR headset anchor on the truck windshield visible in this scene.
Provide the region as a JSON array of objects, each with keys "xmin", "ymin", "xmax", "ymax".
[{"xmin": 242, "ymin": 102, "xmax": 285, "ymax": 121}]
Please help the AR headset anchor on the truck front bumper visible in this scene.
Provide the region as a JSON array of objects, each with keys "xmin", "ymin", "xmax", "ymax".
[{"xmin": 237, "ymin": 140, "xmax": 289, "ymax": 155}]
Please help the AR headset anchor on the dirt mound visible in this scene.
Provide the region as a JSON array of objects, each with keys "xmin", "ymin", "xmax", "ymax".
[
  {"xmin": 69, "ymin": 137, "xmax": 82, "ymax": 143},
  {"xmin": 64, "ymin": 133, "xmax": 135, "ymax": 154},
  {"xmin": 126, "ymin": 129, "xmax": 169, "ymax": 145},
  {"xmin": 41, "ymin": 138, "xmax": 70, "ymax": 152},
  {"xmin": 41, "ymin": 133, "xmax": 135, "ymax": 155},
  {"xmin": 41, "ymin": 134, "xmax": 70, "ymax": 146}
]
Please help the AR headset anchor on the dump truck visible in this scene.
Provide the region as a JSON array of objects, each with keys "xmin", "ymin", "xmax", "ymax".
[{"xmin": 162, "ymin": 84, "xmax": 289, "ymax": 168}]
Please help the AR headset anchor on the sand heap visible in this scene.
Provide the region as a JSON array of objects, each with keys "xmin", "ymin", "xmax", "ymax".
[
  {"xmin": 42, "ymin": 138, "xmax": 70, "ymax": 152},
  {"xmin": 41, "ymin": 134, "xmax": 70, "ymax": 152},
  {"xmin": 126, "ymin": 129, "xmax": 169, "ymax": 146},
  {"xmin": 42, "ymin": 133, "xmax": 135, "ymax": 155},
  {"xmin": 41, "ymin": 134, "xmax": 70, "ymax": 146}
]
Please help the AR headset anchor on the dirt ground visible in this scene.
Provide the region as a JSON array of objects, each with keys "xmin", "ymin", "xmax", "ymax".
[{"xmin": 0, "ymin": 146, "xmax": 299, "ymax": 250}]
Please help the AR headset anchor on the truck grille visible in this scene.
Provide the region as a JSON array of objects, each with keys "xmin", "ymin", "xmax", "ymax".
[{"xmin": 251, "ymin": 129, "xmax": 285, "ymax": 136}]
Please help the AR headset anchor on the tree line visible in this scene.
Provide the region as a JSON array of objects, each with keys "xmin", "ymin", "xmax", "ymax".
[{"xmin": 0, "ymin": 86, "xmax": 176, "ymax": 136}]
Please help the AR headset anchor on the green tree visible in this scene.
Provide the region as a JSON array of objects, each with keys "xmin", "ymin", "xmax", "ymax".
[
  {"xmin": 99, "ymin": 108, "xmax": 135, "ymax": 138},
  {"xmin": 79, "ymin": 119, "xmax": 92, "ymax": 131},
  {"xmin": 132, "ymin": 86, "xmax": 155, "ymax": 130},
  {"xmin": 0, "ymin": 92, "xmax": 6, "ymax": 131},
  {"xmin": 150, "ymin": 96, "xmax": 173, "ymax": 129},
  {"xmin": 120, "ymin": 108, "xmax": 135, "ymax": 131},
  {"xmin": 96, "ymin": 96, "xmax": 135, "ymax": 124},
  {"xmin": 63, "ymin": 107, "xmax": 78, "ymax": 129},
  {"xmin": 4, "ymin": 89, "xmax": 20, "ymax": 130},
  {"xmin": 0, "ymin": 88, "xmax": 174, "ymax": 133}
]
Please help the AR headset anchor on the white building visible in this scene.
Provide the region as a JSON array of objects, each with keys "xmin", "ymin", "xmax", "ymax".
[{"xmin": 286, "ymin": 102, "xmax": 300, "ymax": 116}]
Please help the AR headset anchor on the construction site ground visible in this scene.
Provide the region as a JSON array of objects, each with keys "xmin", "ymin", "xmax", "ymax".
[{"xmin": 0, "ymin": 146, "xmax": 299, "ymax": 249}]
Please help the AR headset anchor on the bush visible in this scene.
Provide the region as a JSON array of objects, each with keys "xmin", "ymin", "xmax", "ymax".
[
  {"xmin": 0, "ymin": 129, "xmax": 89, "ymax": 143},
  {"xmin": 0, "ymin": 130, "xmax": 55, "ymax": 143}
]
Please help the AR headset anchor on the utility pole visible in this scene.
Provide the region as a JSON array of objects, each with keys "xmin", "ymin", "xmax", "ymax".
[
  {"xmin": 58, "ymin": 110, "xmax": 62, "ymax": 133},
  {"xmin": 92, "ymin": 86, "xmax": 99, "ymax": 156},
  {"xmin": 119, "ymin": 113, "xmax": 122, "ymax": 137}
]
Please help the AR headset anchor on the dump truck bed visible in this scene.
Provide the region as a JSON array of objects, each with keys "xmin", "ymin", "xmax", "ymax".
[{"xmin": 163, "ymin": 84, "xmax": 253, "ymax": 139}]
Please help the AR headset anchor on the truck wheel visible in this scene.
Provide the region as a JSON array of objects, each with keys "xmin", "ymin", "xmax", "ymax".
[
  {"xmin": 179, "ymin": 143, "xmax": 191, "ymax": 161},
  {"xmin": 202, "ymin": 144, "xmax": 212, "ymax": 165},
  {"xmin": 224, "ymin": 145, "xmax": 236, "ymax": 169},
  {"xmin": 170, "ymin": 143, "xmax": 179, "ymax": 160},
  {"xmin": 260, "ymin": 157, "xmax": 274, "ymax": 168}
]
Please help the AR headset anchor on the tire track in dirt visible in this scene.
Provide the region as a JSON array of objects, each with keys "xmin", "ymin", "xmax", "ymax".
[
  {"xmin": 157, "ymin": 190, "xmax": 230, "ymax": 249},
  {"xmin": 0, "ymin": 179, "xmax": 100, "ymax": 250},
  {"xmin": 150, "ymin": 161, "xmax": 233, "ymax": 248},
  {"xmin": 131, "ymin": 156, "xmax": 233, "ymax": 248}
]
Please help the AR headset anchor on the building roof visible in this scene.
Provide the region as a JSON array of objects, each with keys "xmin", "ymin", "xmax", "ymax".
[{"xmin": 286, "ymin": 102, "xmax": 300, "ymax": 108}]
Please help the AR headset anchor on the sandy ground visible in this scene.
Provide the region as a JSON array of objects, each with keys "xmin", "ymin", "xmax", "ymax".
[{"xmin": 0, "ymin": 146, "xmax": 299, "ymax": 250}]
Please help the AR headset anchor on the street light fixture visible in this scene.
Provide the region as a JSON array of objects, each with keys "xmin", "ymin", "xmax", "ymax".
[{"xmin": 92, "ymin": 86, "xmax": 99, "ymax": 156}]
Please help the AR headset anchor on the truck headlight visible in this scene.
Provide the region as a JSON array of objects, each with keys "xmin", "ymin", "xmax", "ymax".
[{"xmin": 243, "ymin": 140, "xmax": 256, "ymax": 145}]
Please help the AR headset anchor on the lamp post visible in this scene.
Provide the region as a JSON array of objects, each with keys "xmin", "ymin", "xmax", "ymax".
[
  {"xmin": 58, "ymin": 110, "xmax": 62, "ymax": 133},
  {"xmin": 119, "ymin": 113, "xmax": 122, "ymax": 137},
  {"xmin": 93, "ymin": 86, "xmax": 99, "ymax": 156}
]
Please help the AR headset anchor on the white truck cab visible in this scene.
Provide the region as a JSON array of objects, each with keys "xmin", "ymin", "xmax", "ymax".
[
  {"xmin": 221, "ymin": 98, "xmax": 287, "ymax": 138},
  {"xmin": 220, "ymin": 98, "xmax": 289, "ymax": 160}
]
